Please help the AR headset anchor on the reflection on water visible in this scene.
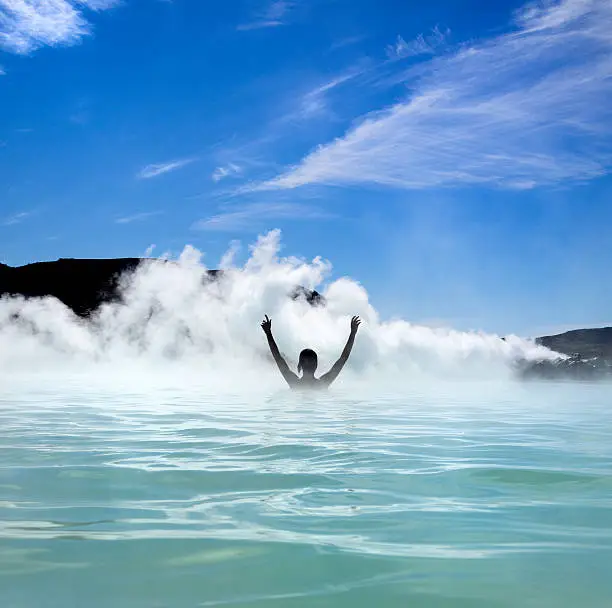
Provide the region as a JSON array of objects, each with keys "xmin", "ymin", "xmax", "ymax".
[{"xmin": 1, "ymin": 381, "xmax": 611, "ymax": 607}]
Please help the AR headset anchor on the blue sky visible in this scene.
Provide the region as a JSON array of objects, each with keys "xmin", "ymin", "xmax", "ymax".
[{"xmin": 1, "ymin": 0, "xmax": 611, "ymax": 336}]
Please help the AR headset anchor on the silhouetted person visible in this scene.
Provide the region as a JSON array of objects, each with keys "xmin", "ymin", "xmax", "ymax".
[{"xmin": 261, "ymin": 315, "xmax": 361, "ymax": 389}]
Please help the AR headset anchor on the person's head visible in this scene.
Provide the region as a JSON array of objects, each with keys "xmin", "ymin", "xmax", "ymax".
[{"xmin": 298, "ymin": 349, "xmax": 318, "ymax": 376}]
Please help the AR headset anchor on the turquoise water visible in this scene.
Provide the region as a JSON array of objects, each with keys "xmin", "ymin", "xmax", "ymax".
[{"xmin": 1, "ymin": 381, "xmax": 612, "ymax": 607}]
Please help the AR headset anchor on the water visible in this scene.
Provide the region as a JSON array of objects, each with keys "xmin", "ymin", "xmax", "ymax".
[{"xmin": 1, "ymin": 380, "xmax": 611, "ymax": 607}]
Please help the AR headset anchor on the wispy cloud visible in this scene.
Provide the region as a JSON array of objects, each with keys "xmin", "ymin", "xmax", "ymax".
[
  {"xmin": 267, "ymin": 66, "xmax": 371, "ymax": 131},
  {"xmin": 237, "ymin": 0, "xmax": 295, "ymax": 31},
  {"xmin": 192, "ymin": 202, "xmax": 333, "ymax": 232},
  {"xmin": 137, "ymin": 158, "xmax": 196, "ymax": 179},
  {"xmin": 0, "ymin": 65, "xmax": 5, "ymax": 75},
  {"xmin": 212, "ymin": 163, "xmax": 242, "ymax": 182},
  {"xmin": 386, "ymin": 27, "xmax": 449, "ymax": 60},
  {"xmin": 330, "ymin": 35, "xmax": 366, "ymax": 51},
  {"xmin": 0, "ymin": 0, "xmax": 120, "ymax": 55},
  {"xmin": 293, "ymin": 70, "xmax": 364, "ymax": 119},
  {"xmin": 115, "ymin": 211, "xmax": 163, "ymax": 225},
  {"xmin": 2, "ymin": 210, "xmax": 33, "ymax": 226},
  {"xmin": 81, "ymin": 0, "xmax": 119, "ymax": 8},
  {"xmin": 255, "ymin": 0, "xmax": 612, "ymax": 192},
  {"xmin": 199, "ymin": 66, "xmax": 371, "ymax": 186}
]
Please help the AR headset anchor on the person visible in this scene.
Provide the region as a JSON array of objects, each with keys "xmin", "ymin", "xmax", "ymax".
[{"xmin": 261, "ymin": 314, "xmax": 361, "ymax": 389}]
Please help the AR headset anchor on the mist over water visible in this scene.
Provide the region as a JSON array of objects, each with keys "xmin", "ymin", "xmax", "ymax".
[{"xmin": 0, "ymin": 230, "xmax": 555, "ymax": 390}]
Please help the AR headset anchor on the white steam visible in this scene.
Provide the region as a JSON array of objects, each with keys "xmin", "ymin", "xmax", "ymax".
[{"xmin": 0, "ymin": 230, "xmax": 556, "ymax": 387}]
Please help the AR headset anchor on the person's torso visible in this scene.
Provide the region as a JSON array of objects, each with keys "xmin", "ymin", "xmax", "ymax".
[{"xmin": 293, "ymin": 376, "xmax": 327, "ymax": 390}]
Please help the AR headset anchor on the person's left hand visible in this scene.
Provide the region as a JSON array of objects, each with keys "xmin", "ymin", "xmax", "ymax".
[{"xmin": 350, "ymin": 316, "xmax": 362, "ymax": 333}]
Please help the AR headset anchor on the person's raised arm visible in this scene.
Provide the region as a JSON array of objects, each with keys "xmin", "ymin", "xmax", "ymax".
[
  {"xmin": 261, "ymin": 315, "xmax": 298, "ymax": 388},
  {"xmin": 320, "ymin": 316, "xmax": 361, "ymax": 387}
]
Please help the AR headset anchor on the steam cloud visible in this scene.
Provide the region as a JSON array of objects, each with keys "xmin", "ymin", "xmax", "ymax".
[{"xmin": 0, "ymin": 231, "xmax": 556, "ymax": 388}]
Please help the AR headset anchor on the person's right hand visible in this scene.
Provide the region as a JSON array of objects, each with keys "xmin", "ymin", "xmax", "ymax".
[
  {"xmin": 350, "ymin": 315, "xmax": 362, "ymax": 333},
  {"xmin": 261, "ymin": 315, "xmax": 272, "ymax": 334}
]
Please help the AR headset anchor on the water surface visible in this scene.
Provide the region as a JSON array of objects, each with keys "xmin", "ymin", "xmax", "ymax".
[{"xmin": 1, "ymin": 381, "xmax": 611, "ymax": 607}]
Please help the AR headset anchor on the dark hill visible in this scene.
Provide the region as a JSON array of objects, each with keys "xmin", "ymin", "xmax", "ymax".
[
  {"xmin": 0, "ymin": 258, "xmax": 321, "ymax": 317},
  {"xmin": 518, "ymin": 327, "xmax": 612, "ymax": 380},
  {"xmin": 0, "ymin": 258, "xmax": 146, "ymax": 316},
  {"xmin": 536, "ymin": 327, "xmax": 612, "ymax": 360}
]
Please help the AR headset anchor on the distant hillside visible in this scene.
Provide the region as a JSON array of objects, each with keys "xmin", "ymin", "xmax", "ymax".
[
  {"xmin": 0, "ymin": 258, "xmax": 145, "ymax": 316},
  {"xmin": 0, "ymin": 258, "xmax": 320, "ymax": 317},
  {"xmin": 536, "ymin": 327, "xmax": 612, "ymax": 360}
]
